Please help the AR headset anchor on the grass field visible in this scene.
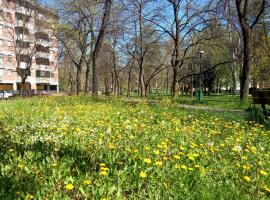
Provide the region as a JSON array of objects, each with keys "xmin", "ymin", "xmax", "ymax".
[{"xmin": 0, "ymin": 96, "xmax": 269, "ymax": 199}]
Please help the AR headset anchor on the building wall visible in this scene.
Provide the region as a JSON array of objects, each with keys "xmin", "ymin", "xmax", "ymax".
[{"xmin": 0, "ymin": 0, "xmax": 59, "ymax": 92}]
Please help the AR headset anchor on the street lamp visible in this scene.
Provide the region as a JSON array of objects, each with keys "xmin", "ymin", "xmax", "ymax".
[{"xmin": 197, "ymin": 50, "xmax": 204, "ymax": 100}]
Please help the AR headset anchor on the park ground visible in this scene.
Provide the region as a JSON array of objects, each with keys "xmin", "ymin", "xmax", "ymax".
[{"xmin": 0, "ymin": 95, "xmax": 269, "ymax": 199}]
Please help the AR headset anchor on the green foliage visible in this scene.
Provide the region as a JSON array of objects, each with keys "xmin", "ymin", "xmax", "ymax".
[{"xmin": 246, "ymin": 106, "xmax": 270, "ymax": 128}]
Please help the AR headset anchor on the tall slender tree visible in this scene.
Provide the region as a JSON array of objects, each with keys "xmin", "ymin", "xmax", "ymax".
[
  {"xmin": 92, "ymin": 0, "xmax": 112, "ymax": 95},
  {"xmin": 235, "ymin": 0, "xmax": 266, "ymax": 100}
]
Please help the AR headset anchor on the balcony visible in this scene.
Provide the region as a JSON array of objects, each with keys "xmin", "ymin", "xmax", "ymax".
[
  {"xmin": 16, "ymin": 40, "xmax": 30, "ymax": 49},
  {"xmin": 35, "ymin": 32, "xmax": 49, "ymax": 41},
  {"xmin": 15, "ymin": 27, "xmax": 30, "ymax": 35},
  {"xmin": 15, "ymin": 7, "xmax": 32, "ymax": 16},
  {"xmin": 36, "ymin": 52, "xmax": 50, "ymax": 58},
  {"xmin": 16, "ymin": 20, "xmax": 34, "ymax": 31},
  {"xmin": 36, "ymin": 39, "xmax": 51, "ymax": 47},
  {"xmin": 36, "ymin": 57, "xmax": 50, "ymax": 66},
  {"xmin": 36, "ymin": 45, "xmax": 50, "ymax": 53}
]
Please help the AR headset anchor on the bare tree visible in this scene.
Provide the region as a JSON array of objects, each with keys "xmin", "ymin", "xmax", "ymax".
[
  {"xmin": 2, "ymin": 0, "xmax": 39, "ymax": 94},
  {"xmin": 59, "ymin": 13, "xmax": 90, "ymax": 95}
]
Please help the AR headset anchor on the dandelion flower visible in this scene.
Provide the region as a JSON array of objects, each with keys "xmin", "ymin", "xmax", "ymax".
[
  {"xmin": 139, "ymin": 171, "xmax": 147, "ymax": 178},
  {"xmin": 181, "ymin": 165, "xmax": 188, "ymax": 170},
  {"xmin": 145, "ymin": 147, "xmax": 150, "ymax": 151},
  {"xmin": 174, "ymin": 155, "xmax": 180, "ymax": 160},
  {"xmin": 188, "ymin": 156, "xmax": 195, "ymax": 161},
  {"xmin": 83, "ymin": 180, "xmax": 91, "ymax": 185},
  {"xmin": 100, "ymin": 171, "xmax": 108, "ymax": 176},
  {"xmin": 100, "ymin": 167, "xmax": 109, "ymax": 171},
  {"xmin": 65, "ymin": 183, "xmax": 74, "ymax": 190},
  {"xmin": 155, "ymin": 161, "xmax": 162, "ymax": 166},
  {"xmin": 154, "ymin": 150, "xmax": 160, "ymax": 155},
  {"xmin": 144, "ymin": 158, "xmax": 152, "ymax": 164},
  {"xmin": 243, "ymin": 176, "xmax": 251, "ymax": 182},
  {"xmin": 259, "ymin": 170, "xmax": 268, "ymax": 176},
  {"xmin": 51, "ymin": 163, "xmax": 57, "ymax": 167}
]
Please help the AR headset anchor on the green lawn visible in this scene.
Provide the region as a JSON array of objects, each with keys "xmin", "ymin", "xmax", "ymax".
[{"xmin": 0, "ymin": 96, "xmax": 269, "ymax": 199}]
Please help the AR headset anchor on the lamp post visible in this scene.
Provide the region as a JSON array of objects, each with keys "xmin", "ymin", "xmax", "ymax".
[{"xmin": 197, "ymin": 50, "xmax": 204, "ymax": 100}]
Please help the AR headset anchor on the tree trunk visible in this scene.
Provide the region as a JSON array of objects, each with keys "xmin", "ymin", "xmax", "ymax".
[
  {"xmin": 20, "ymin": 77, "xmax": 27, "ymax": 97},
  {"xmin": 231, "ymin": 60, "xmax": 237, "ymax": 95},
  {"xmin": 92, "ymin": 0, "xmax": 112, "ymax": 95},
  {"xmin": 139, "ymin": 4, "xmax": 146, "ymax": 98},
  {"xmin": 172, "ymin": 67, "xmax": 178, "ymax": 97},
  {"xmin": 240, "ymin": 30, "xmax": 250, "ymax": 100},
  {"xmin": 76, "ymin": 67, "xmax": 81, "ymax": 95},
  {"xmin": 85, "ymin": 64, "xmax": 90, "ymax": 93}
]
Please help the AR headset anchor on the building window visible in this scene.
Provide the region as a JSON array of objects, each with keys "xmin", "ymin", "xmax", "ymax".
[
  {"xmin": 7, "ymin": 40, "xmax": 12, "ymax": 47},
  {"xmin": 8, "ymin": 55, "xmax": 12, "ymax": 62},
  {"xmin": 36, "ymin": 70, "xmax": 51, "ymax": 78},
  {"xmin": 7, "ymin": 55, "xmax": 13, "ymax": 69},
  {"xmin": 0, "ymin": 11, "xmax": 3, "ymax": 21},
  {"xmin": 6, "ymin": 13, "xmax": 12, "ymax": 23}
]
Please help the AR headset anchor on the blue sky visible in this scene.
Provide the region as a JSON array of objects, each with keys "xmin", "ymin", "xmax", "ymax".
[{"xmin": 39, "ymin": 0, "xmax": 54, "ymax": 6}]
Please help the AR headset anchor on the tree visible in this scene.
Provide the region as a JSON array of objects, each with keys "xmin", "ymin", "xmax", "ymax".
[
  {"xmin": 59, "ymin": 12, "xmax": 90, "ymax": 95},
  {"xmin": 2, "ymin": 0, "xmax": 40, "ymax": 94},
  {"xmin": 92, "ymin": 0, "xmax": 112, "ymax": 95},
  {"xmin": 235, "ymin": 0, "xmax": 266, "ymax": 100}
]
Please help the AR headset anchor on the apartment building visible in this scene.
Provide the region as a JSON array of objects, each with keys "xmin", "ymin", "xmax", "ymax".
[{"xmin": 0, "ymin": 0, "xmax": 58, "ymax": 92}]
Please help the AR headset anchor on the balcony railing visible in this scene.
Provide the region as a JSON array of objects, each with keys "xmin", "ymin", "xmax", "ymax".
[
  {"xmin": 36, "ymin": 52, "xmax": 50, "ymax": 58},
  {"xmin": 15, "ymin": 7, "xmax": 32, "ymax": 16}
]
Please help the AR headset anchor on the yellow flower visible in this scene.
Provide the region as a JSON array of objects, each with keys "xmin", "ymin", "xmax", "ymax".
[
  {"xmin": 264, "ymin": 186, "xmax": 270, "ymax": 193},
  {"xmin": 241, "ymin": 156, "xmax": 248, "ymax": 160},
  {"xmin": 144, "ymin": 158, "xmax": 152, "ymax": 164},
  {"xmin": 99, "ymin": 163, "xmax": 106, "ymax": 167},
  {"xmin": 108, "ymin": 143, "xmax": 116, "ymax": 149},
  {"xmin": 175, "ymin": 164, "xmax": 180, "ymax": 169},
  {"xmin": 242, "ymin": 165, "xmax": 250, "ymax": 171},
  {"xmin": 154, "ymin": 150, "xmax": 160, "ymax": 155},
  {"xmin": 145, "ymin": 147, "xmax": 150, "ymax": 151},
  {"xmin": 155, "ymin": 161, "xmax": 162, "ymax": 166},
  {"xmin": 51, "ymin": 163, "xmax": 57, "ymax": 167},
  {"xmin": 243, "ymin": 176, "xmax": 251, "ymax": 182},
  {"xmin": 65, "ymin": 183, "xmax": 74, "ymax": 190},
  {"xmin": 100, "ymin": 167, "xmax": 109, "ymax": 171},
  {"xmin": 181, "ymin": 165, "xmax": 188, "ymax": 170},
  {"xmin": 259, "ymin": 170, "xmax": 268, "ymax": 176},
  {"xmin": 174, "ymin": 155, "xmax": 180, "ymax": 160},
  {"xmin": 179, "ymin": 146, "xmax": 185, "ymax": 151},
  {"xmin": 100, "ymin": 171, "xmax": 108, "ymax": 176},
  {"xmin": 83, "ymin": 180, "xmax": 91, "ymax": 185},
  {"xmin": 192, "ymin": 153, "xmax": 199, "ymax": 157},
  {"xmin": 139, "ymin": 171, "xmax": 147, "ymax": 178},
  {"xmin": 188, "ymin": 156, "xmax": 195, "ymax": 161}
]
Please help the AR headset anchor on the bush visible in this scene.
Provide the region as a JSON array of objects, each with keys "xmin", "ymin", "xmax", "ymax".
[{"xmin": 246, "ymin": 106, "xmax": 270, "ymax": 128}]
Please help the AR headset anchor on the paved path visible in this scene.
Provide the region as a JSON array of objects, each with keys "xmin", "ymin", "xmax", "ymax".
[
  {"xmin": 123, "ymin": 98, "xmax": 247, "ymax": 114},
  {"xmin": 178, "ymin": 104, "xmax": 247, "ymax": 114}
]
